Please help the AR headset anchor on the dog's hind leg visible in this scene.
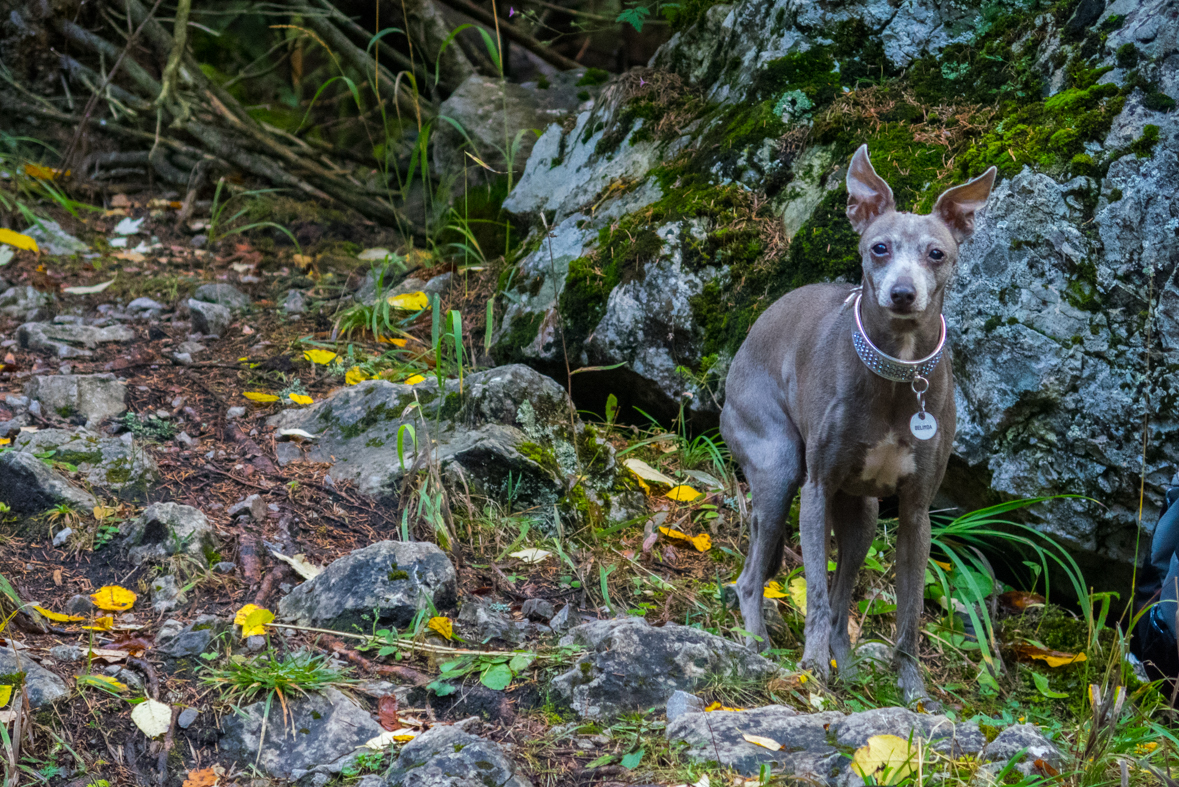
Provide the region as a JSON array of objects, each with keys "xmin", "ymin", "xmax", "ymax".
[
  {"xmin": 731, "ymin": 420, "xmax": 804, "ymax": 653},
  {"xmin": 828, "ymin": 493, "xmax": 878, "ymax": 679}
]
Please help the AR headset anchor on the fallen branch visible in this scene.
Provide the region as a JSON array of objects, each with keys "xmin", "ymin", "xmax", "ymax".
[{"xmin": 433, "ymin": 0, "xmax": 582, "ymax": 71}]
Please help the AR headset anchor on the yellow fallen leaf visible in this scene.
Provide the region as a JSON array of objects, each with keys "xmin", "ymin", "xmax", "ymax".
[
  {"xmin": 303, "ymin": 349, "xmax": 337, "ymax": 365},
  {"xmin": 83, "ymin": 615, "xmax": 114, "ymax": 631},
  {"xmin": 91, "ymin": 585, "xmax": 136, "ymax": 612},
  {"xmin": 788, "ymin": 576, "xmax": 807, "ymax": 615},
  {"xmin": 426, "ymin": 616, "xmax": 453, "ymax": 640},
  {"xmin": 93, "ymin": 505, "xmax": 117, "ymax": 520},
  {"xmin": 0, "ymin": 228, "xmax": 38, "ymax": 253},
  {"xmin": 851, "ymin": 734, "xmax": 916, "ymax": 785},
  {"xmin": 1011, "ymin": 644, "xmax": 1087, "ymax": 668},
  {"xmin": 404, "ymin": 374, "xmax": 426, "ymax": 385},
  {"xmin": 288, "ymin": 393, "xmax": 314, "ymax": 406},
  {"xmin": 393, "ymin": 732, "xmax": 418, "ymax": 742},
  {"xmin": 933, "ymin": 559, "xmax": 952, "ymax": 571},
  {"xmin": 243, "ymin": 391, "xmax": 280, "ymax": 403},
  {"xmin": 0, "ymin": 438, "xmax": 9, "ymax": 446},
  {"xmin": 742, "ymin": 733, "xmax": 781, "ymax": 751},
  {"xmin": 763, "ymin": 581, "xmax": 788, "ymax": 599},
  {"xmin": 658, "ymin": 526, "xmax": 712, "ymax": 552},
  {"xmin": 24, "ymin": 163, "xmax": 68, "ymax": 180},
  {"xmin": 378, "ymin": 336, "xmax": 408, "ymax": 347},
  {"xmin": 33, "ymin": 606, "xmax": 84, "ymax": 623},
  {"xmin": 387, "ymin": 291, "xmax": 429, "ymax": 311},
  {"xmin": 345, "ymin": 366, "xmax": 372, "ymax": 386},
  {"xmin": 0, "ymin": 685, "xmax": 11, "ymax": 708},
  {"xmin": 665, "ymin": 485, "xmax": 703, "ymax": 503},
  {"xmin": 234, "ymin": 604, "xmax": 274, "ymax": 638},
  {"xmin": 293, "ymin": 254, "xmax": 314, "ymax": 268},
  {"xmin": 704, "ymin": 701, "xmax": 744, "ymax": 712},
  {"xmin": 77, "ymin": 674, "xmax": 128, "ymax": 692}
]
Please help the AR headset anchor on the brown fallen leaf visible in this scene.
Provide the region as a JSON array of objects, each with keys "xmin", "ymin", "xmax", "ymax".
[
  {"xmin": 998, "ymin": 590, "xmax": 1046, "ymax": 615},
  {"xmin": 182, "ymin": 765, "xmax": 224, "ymax": 787},
  {"xmin": 378, "ymin": 694, "xmax": 400, "ymax": 731}
]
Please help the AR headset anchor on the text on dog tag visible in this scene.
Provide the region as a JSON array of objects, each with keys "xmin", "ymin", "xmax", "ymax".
[{"xmin": 910, "ymin": 412, "xmax": 937, "ymax": 440}]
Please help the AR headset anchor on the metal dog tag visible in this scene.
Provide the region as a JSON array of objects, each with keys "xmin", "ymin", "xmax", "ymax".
[{"xmin": 910, "ymin": 411, "xmax": 938, "ymax": 440}]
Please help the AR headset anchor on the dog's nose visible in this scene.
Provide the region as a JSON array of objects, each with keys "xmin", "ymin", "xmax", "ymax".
[{"xmin": 890, "ymin": 284, "xmax": 916, "ymax": 308}]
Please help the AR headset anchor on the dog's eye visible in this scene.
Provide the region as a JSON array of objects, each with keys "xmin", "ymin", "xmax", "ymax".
[
  {"xmin": 871, "ymin": 243, "xmax": 888, "ymax": 256},
  {"xmin": 929, "ymin": 248, "xmax": 945, "ymax": 261}
]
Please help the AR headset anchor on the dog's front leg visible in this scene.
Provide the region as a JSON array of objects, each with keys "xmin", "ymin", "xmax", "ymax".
[
  {"xmin": 798, "ymin": 479, "xmax": 833, "ymax": 680},
  {"xmin": 894, "ymin": 496, "xmax": 932, "ymax": 705}
]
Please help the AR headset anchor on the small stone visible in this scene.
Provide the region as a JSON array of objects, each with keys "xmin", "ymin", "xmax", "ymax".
[
  {"xmin": 190, "ymin": 234, "xmax": 208, "ymax": 249},
  {"xmin": 150, "ymin": 574, "xmax": 187, "ymax": 613},
  {"xmin": 50, "ymin": 645, "xmax": 86, "ymax": 662},
  {"xmin": 548, "ymin": 603, "xmax": 574, "ymax": 633},
  {"xmin": 176, "ymin": 431, "xmax": 197, "ymax": 447},
  {"xmin": 187, "ymin": 299, "xmax": 231, "ymax": 338},
  {"xmin": 171, "ymin": 352, "xmax": 193, "ymax": 365},
  {"xmin": 128, "ymin": 297, "xmax": 165, "ymax": 314},
  {"xmin": 246, "ymin": 635, "xmax": 267, "ymax": 651},
  {"xmin": 521, "ymin": 598, "xmax": 555, "ymax": 622},
  {"xmin": 177, "ymin": 707, "xmax": 199, "ymax": 729},
  {"xmin": 282, "ymin": 289, "xmax": 308, "ymax": 315},
  {"xmin": 226, "ymin": 406, "xmax": 246, "ymax": 420},
  {"xmin": 213, "ymin": 561, "xmax": 237, "ymax": 574},
  {"xmin": 64, "ymin": 594, "xmax": 96, "ymax": 615},
  {"xmin": 52, "ymin": 528, "xmax": 72, "ymax": 547},
  {"xmin": 228, "ymin": 493, "xmax": 266, "ymax": 522},
  {"xmin": 193, "ymin": 283, "xmax": 250, "ymax": 313}
]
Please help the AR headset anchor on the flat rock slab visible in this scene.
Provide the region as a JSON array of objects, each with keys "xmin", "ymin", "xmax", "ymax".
[
  {"xmin": 25, "ymin": 373, "xmax": 127, "ymax": 426},
  {"xmin": 0, "ymin": 285, "xmax": 54, "ymax": 320},
  {"xmin": 668, "ymin": 705, "xmax": 985, "ymax": 782},
  {"xmin": 0, "ymin": 450, "xmax": 96, "ymax": 515},
  {"xmin": 269, "ymin": 364, "xmax": 641, "ymax": 526},
  {"xmin": 8, "ymin": 428, "xmax": 158, "ymax": 499},
  {"xmin": 552, "ymin": 617, "xmax": 781, "ymax": 719},
  {"xmin": 219, "ymin": 687, "xmax": 382, "ymax": 780},
  {"xmin": 18, "ymin": 322, "xmax": 135, "ymax": 358},
  {"xmin": 385, "ymin": 725, "xmax": 532, "ymax": 787},
  {"xmin": 278, "ymin": 540, "xmax": 457, "ymax": 633},
  {"xmin": 0, "ymin": 647, "xmax": 69, "ymax": 708}
]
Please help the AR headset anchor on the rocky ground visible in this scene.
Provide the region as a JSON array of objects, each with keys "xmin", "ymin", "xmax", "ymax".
[{"xmin": 0, "ymin": 200, "xmax": 1163, "ymax": 787}]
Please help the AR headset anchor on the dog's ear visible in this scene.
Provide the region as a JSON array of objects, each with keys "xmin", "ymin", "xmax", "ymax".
[
  {"xmin": 846, "ymin": 145, "xmax": 895, "ymax": 234},
  {"xmin": 933, "ymin": 166, "xmax": 997, "ymax": 242}
]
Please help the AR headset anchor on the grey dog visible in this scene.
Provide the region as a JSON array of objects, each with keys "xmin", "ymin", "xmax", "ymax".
[{"xmin": 720, "ymin": 145, "xmax": 996, "ymax": 704}]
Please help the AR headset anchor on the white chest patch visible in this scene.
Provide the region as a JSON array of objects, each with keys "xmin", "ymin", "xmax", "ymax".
[{"xmin": 860, "ymin": 430, "xmax": 917, "ymax": 489}]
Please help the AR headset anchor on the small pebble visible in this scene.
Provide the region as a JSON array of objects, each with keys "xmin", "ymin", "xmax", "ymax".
[
  {"xmin": 52, "ymin": 528, "xmax": 73, "ymax": 547},
  {"xmin": 190, "ymin": 234, "xmax": 208, "ymax": 249},
  {"xmin": 177, "ymin": 708, "xmax": 199, "ymax": 729},
  {"xmin": 212, "ymin": 561, "xmax": 236, "ymax": 574},
  {"xmin": 226, "ymin": 406, "xmax": 246, "ymax": 420},
  {"xmin": 246, "ymin": 635, "xmax": 266, "ymax": 651}
]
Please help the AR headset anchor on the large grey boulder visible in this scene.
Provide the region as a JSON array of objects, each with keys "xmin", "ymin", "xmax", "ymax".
[
  {"xmin": 385, "ymin": 725, "xmax": 532, "ymax": 787},
  {"xmin": 667, "ymin": 705, "xmax": 985, "ymax": 780},
  {"xmin": 120, "ymin": 502, "xmax": 217, "ymax": 567},
  {"xmin": 193, "ymin": 282, "xmax": 250, "ymax": 313},
  {"xmin": 0, "ymin": 450, "xmax": 96, "ymax": 514},
  {"xmin": 551, "ymin": 617, "xmax": 781, "ymax": 719},
  {"xmin": 433, "ymin": 71, "xmax": 591, "ymax": 187},
  {"xmin": 187, "ymin": 298, "xmax": 232, "ymax": 337},
  {"xmin": 492, "ymin": 0, "xmax": 1179, "ymax": 582},
  {"xmin": 219, "ymin": 687, "xmax": 382, "ymax": 780},
  {"xmin": 269, "ymin": 364, "xmax": 642, "ymax": 528},
  {"xmin": 0, "ymin": 648, "xmax": 69, "ymax": 708},
  {"xmin": 7, "ymin": 428, "xmax": 158, "ymax": 499},
  {"xmin": 25, "ymin": 373, "xmax": 127, "ymax": 427},
  {"xmin": 18, "ymin": 321, "xmax": 135, "ymax": 358},
  {"xmin": 278, "ymin": 541, "xmax": 457, "ymax": 633}
]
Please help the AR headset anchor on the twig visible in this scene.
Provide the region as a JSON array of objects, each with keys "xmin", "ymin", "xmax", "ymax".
[{"xmin": 433, "ymin": 0, "xmax": 582, "ymax": 70}]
